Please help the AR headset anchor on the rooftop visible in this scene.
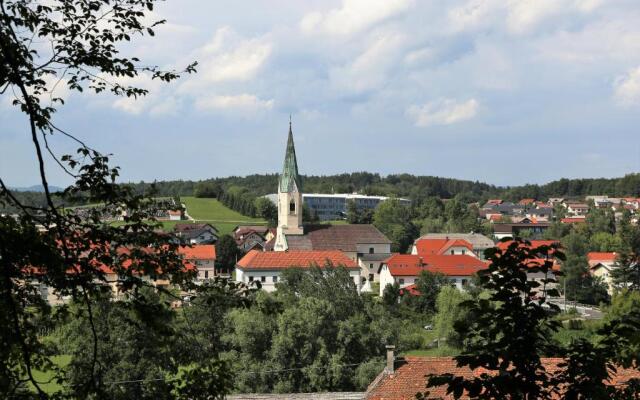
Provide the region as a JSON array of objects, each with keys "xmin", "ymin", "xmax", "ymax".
[{"xmin": 237, "ymin": 249, "xmax": 359, "ymax": 270}]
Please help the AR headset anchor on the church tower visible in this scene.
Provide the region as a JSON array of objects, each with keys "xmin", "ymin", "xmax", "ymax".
[{"xmin": 274, "ymin": 120, "xmax": 304, "ymax": 251}]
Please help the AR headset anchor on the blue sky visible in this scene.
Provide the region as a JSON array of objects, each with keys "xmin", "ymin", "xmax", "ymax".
[{"xmin": 2, "ymin": 0, "xmax": 639, "ymax": 187}]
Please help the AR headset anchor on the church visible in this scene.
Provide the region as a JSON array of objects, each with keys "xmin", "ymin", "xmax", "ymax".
[{"xmin": 234, "ymin": 122, "xmax": 393, "ymax": 292}]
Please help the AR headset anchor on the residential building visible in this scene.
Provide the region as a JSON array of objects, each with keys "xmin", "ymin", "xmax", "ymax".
[
  {"xmin": 493, "ymin": 221, "xmax": 551, "ymax": 240},
  {"xmin": 411, "ymin": 238, "xmax": 476, "ymax": 258},
  {"xmin": 496, "ymin": 240, "xmax": 561, "ymax": 292},
  {"xmin": 233, "ymin": 226, "xmax": 274, "ymax": 252},
  {"xmin": 178, "ymin": 244, "xmax": 217, "ymax": 282},
  {"xmin": 378, "ymin": 253, "xmax": 488, "ymax": 296},
  {"xmin": 561, "ymin": 216, "xmax": 586, "ymax": 224},
  {"xmin": 173, "ymin": 223, "xmax": 219, "ymax": 244},
  {"xmin": 588, "ymin": 252, "xmax": 618, "ymax": 294},
  {"xmin": 566, "ymin": 203, "xmax": 589, "ymax": 216},
  {"xmin": 234, "ymin": 249, "xmax": 361, "ymax": 292},
  {"xmin": 411, "ymin": 233, "xmax": 494, "ymax": 259}
]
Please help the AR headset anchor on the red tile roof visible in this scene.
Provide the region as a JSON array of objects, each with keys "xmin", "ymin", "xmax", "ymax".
[
  {"xmin": 561, "ymin": 217, "xmax": 586, "ymax": 224},
  {"xmin": 236, "ymin": 250, "xmax": 359, "ymax": 270},
  {"xmin": 487, "ymin": 199, "xmax": 503, "ymax": 205},
  {"xmin": 384, "ymin": 254, "xmax": 487, "ymax": 277},
  {"xmin": 399, "ymin": 284, "xmax": 420, "ymax": 296},
  {"xmin": 588, "ymin": 252, "xmax": 617, "ymax": 262},
  {"xmin": 366, "ymin": 357, "xmax": 640, "ymax": 400},
  {"xmin": 178, "ymin": 244, "xmax": 216, "ymax": 260},
  {"xmin": 414, "ymin": 239, "xmax": 473, "ymax": 256},
  {"xmin": 519, "ymin": 198, "xmax": 535, "ymax": 205},
  {"xmin": 495, "ymin": 240, "xmax": 559, "ymax": 251}
]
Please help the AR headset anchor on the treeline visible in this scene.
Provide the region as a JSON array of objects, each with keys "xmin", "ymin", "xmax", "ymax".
[
  {"xmin": 128, "ymin": 172, "xmax": 640, "ymax": 204},
  {"xmin": 4, "ymin": 173, "xmax": 638, "ymax": 214}
]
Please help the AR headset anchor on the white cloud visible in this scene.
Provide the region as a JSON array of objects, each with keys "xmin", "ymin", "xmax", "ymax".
[
  {"xmin": 199, "ymin": 28, "xmax": 271, "ymax": 84},
  {"xmin": 194, "ymin": 94, "xmax": 274, "ymax": 112},
  {"xmin": 613, "ymin": 66, "xmax": 640, "ymax": 107},
  {"xmin": 406, "ymin": 98, "xmax": 479, "ymax": 127},
  {"xmin": 300, "ymin": 0, "xmax": 413, "ymax": 36},
  {"xmin": 330, "ymin": 32, "xmax": 406, "ymax": 93},
  {"xmin": 448, "ymin": 0, "xmax": 604, "ymax": 34},
  {"xmin": 110, "ymin": 73, "xmax": 164, "ymax": 115}
]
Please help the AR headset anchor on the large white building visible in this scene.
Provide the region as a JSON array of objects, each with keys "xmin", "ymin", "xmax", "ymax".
[{"xmin": 264, "ymin": 193, "xmax": 410, "ymax": 221}]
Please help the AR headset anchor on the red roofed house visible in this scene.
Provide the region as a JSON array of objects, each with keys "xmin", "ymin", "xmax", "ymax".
[
  {"xmin": 178, "ymin": 244, "xmax": 217, "ymax": 282},
  {"xmin": 495, "ymin": 240, "xmax": 561, "ymax": 293},
  {"xmin": 378, "ymin": 253, "xmax": 487, "ymax": 296},
  {"xmin": 519, "ymin": 198, "xmax": 535, "ymax": 206},
  {"xmin": 588, "ymin": 252, "xmax": 618, "ymax": 294},
  {"xmin": 411, "ymin": 238, "xmax": 477, "ymax": 258},
  {"xmin": 235, "ymin": 249, "xmax": 360, "ymax": 292},
  {"xmin": 365, "ymin": 353, "xmax": 640, "ymax": 400},
  {"xmin": 561, "ymin": 216, "xmax": 586, "ymax": 224}
]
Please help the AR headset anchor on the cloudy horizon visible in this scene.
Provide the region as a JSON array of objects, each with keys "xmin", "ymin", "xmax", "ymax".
[{"xmin": 2, "ymin": 0, "xmax": 639, "ymax": 188}]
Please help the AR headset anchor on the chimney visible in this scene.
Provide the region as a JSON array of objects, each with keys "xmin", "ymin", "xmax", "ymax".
[{"xmin": 385, "ymin": 345, "xmax": 396, "ymax": 373}]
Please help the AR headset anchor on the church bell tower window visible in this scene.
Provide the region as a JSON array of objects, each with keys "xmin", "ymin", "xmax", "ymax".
[{"xmin": 290, "ymin": 199, "xmax": 296, "ymax": 214}]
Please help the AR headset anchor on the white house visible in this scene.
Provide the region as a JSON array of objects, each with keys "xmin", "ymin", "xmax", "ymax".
[
  {"xmin": 178, "ymin": 244, "xmax": 218, "ymax": 282},
  {"xmin": 411, "ymin": 234, "xmax": 494, "ymax": 259},
  {"xmin": 588, "ymin": 252, "xmax": 618, "ymax": 294},
  {"xmin": 378, "ymin": 254, "xmax": 488, "ymax": 296},
  {"xmin": 235, "ymin": 249, "xmax": 361, "ymax": 292}
]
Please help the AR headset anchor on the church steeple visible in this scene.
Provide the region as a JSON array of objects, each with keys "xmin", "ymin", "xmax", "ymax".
[
  {"xmin": 274, "ymin": 118, "xmax": 304, "ymax": 251},
  {"xmin": 279, "ymin": 118, "xmax": 302, "ymax": 193}
]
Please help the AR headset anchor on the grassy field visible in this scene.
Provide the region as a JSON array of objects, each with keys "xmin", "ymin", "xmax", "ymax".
[
  {"xmin": 181, "ymin": 197, "xmax": 266, "ymax": 235},
  {"xmin": 29, "ymin": 354, "xmax": 71, "ymax": 394}
]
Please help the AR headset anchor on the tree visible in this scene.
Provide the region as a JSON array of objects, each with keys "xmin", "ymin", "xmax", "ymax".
[
  {"xmin": 426, "ymin": 239, "xmax": 563, "ymax": 399},
  {"xmin": 1, "ymin": 1, "xmax": 199, "ymax": 396},
  {"xmin": 194, "ymin": 181, "xmax": 222, "ymax": 198},
  {"xmin": 216, "ymin": 234, "xmax": 241, "ymax": 274},
  {"xmin": 433, "ymin": 286, "xmax": 469, "ymax": 348},
  {"xmin": 255, "ymin": 197, "xmax": 277, "ymax": 227},
  {"xmin": 373, "ymin": 199, "xmax": 418, "ymax": 252},
  {"xmin": 404, "ymin": 270, "xmax": 450, "ymax": 314}
]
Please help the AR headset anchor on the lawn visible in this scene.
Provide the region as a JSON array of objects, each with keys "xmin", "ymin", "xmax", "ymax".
[
  {"xmin": 29, "ymin": 354, "xmax": 71, "ymax": 395},
  {"xmin": 180, "ymin": 197, "xmax": 266, "ymax": 235}
]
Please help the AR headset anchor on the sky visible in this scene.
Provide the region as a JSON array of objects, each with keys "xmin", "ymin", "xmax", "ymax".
[{"xmin": 2, "ymin": 0, "xmax": 640, "ymax": 188}]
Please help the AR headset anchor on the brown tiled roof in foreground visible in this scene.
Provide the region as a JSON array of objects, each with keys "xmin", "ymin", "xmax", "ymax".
[{"xmin": 366, "ymin": 357, "xmax": 640, "ymax": 400}]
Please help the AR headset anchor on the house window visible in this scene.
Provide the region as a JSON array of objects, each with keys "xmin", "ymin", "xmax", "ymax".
[
  {"xmin": 369, "ymin": 263, "xmax": 374, "ymax": 269},
  {"xmin": 205, "ymin": 271, "xmax": 209, "ymax": 279},
  {"xmin": 249, "ymin": 276, "xmax": 254, "ymax": 282},
  {"xmin": 369, "ymin": 247, "xmax": 374, "ymax": 254},
  {"xmin": 399, "ymin": 278, "xmax": 405, "ymax": 285},
  {"xmin": 369, "ymin": 274, "xmax": 374, "ymax": 281},
  {"xmin": 273, "ymin": 276, "xmax": 278, "ymax": 283},
  {"xmin": 450, "ymin": 250, "xmax": 455, "ymax": 255},
  {"xmin": 462, "ymin": 250, "xmax": 466, "ymax": 255},
  {"xmin": 261, "ymin": 276, "xmax": 266, "ymax": 283},
  {"xmin": 462, "ymin": 279, "xmax": 468, "ymax": 286}
]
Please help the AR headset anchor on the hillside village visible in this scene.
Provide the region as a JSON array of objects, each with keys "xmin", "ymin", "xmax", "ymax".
[
  {"xmin": 4, "ymin": 1, "xmax": 640, "ymax": 398},
  {"xmin": 19, "ymin": 124, "xmax": 640, "ymax": 399}
]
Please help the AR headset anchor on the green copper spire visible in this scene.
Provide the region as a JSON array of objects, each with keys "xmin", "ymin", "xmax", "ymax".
[{"xmin": 279, "ymin": 119, "xmax": 302, "ymax": 193}]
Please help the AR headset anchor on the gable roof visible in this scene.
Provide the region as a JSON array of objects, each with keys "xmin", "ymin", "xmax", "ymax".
[
  {"xmin": 588, "ymin": 252, "xmax": 617, "ymax": 264},
  {"xmin": 415, "ymin": 233, "xmax": 494, "ymax": 250},
  {"xmin": 178, "ymin": 244, "xmax": 216, "ymax": 260},
  {"xmin": 366, "ymin": 357, "xmax": 640, "ymax": 400},
  {"xmin": 174, "ymin": 223, "xmax": 218, "ymax": 233},
  {"xmin": 414, "ymin": 238, "xmax": 473, "ymax": 256},
  {"xmin": 285, "ymin": 224, "xmax": 391, "ymax": 252},
  {"xmin": 236, "ymin": 249, "xmax": 358, "ymax": 270},
  {"xmin": 382, "ymin": 254, "xmax": 487, "ymax": 277}
]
